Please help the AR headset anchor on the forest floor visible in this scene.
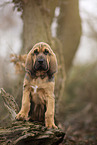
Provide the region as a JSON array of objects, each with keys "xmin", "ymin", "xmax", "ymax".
[
  {"xmin": 60, "ymin": 103, "xmax": 97, "ymax": 145},
  {"xmin": 59, "ymin": 64, "xmax": 97, "ymax": 145}
]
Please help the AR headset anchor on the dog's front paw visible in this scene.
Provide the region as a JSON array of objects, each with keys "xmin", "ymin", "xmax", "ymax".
[
  {"xmin": 16, "ymin": 112, "xmax": 28, "ymax": 121},
  {"xmin": 46, "ymin": 123, "xmax": 58, "ymax": 129}
]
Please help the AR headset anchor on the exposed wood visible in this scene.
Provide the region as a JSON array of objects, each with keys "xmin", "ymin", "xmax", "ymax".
[
  {"xmin": 0, "ymin": 121, "xmax": 65, "ymax": 145},
  {"xmin": 0, "ymin": 88, "xmax": 19, "ymax": 120}
]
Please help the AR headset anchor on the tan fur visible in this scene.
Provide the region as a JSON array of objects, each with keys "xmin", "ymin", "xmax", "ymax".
[{"xmin": 16, "ymin": 42, "xmax": 58, "ymax": 128}]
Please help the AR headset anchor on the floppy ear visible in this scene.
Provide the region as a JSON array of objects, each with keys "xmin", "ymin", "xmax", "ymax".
[
  {"xmin": 25, "ymin": 52, "xmax": 34, "ymax": 74},
  {"xmin": 48, "ymin": 52, "xmax": 58, "ymax": 77}
]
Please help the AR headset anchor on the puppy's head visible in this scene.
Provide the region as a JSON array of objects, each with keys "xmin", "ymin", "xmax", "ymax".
[{"xmin": 25, "ymin": 42, "xmax": 57, "ymax": 77}]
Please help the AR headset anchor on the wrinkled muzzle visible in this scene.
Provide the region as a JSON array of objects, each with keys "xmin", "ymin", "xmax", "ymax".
[{"xmin": 34, "ymin": 56, "xmax": 48, "ymax": 71}]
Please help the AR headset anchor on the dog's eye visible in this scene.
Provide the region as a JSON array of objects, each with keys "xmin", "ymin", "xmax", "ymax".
[
  {"xmin": 44, "ymin": 49, "xmax": 49, "ymax": 55},
  {"xmin": 34, "ymin": 49, "xmax": 39, "ymax": 55}
]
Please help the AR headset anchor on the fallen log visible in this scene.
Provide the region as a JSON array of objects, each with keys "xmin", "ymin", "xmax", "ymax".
[
  {"xmin": 0, "ymin": 89, "xmax": 65, "ymax": 145},
  {"xmin": 0, "ymin": 121, "xmax": 65, "ymax": 145}
]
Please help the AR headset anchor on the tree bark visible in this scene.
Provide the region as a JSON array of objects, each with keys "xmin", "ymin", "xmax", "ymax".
[
  {"xmin": 22, "ymin": 0, "xmax": 58, "ymax": 52},
  {"xmin": 0, "ymin": 121, "xmax": 65, "ymax": 145},
  {"xmin": 57, "ymin": 0, "xmax": 81, "ymax": 72}
]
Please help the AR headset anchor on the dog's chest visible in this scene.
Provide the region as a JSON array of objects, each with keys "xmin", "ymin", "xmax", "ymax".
[
  {"xmin": 30, "ymin": 77, "xmax": 47, "ymax": 92},
  {"xmin": 27, "ymin": 77, "xmax": 54, "ymax": 123},
  {"xmin": 29, "ymin": 78, "xmax": 47, "ymax": 103},
  {"xmin": 31, "ymin": 85, "xmax": 39, "ymax": 93},
  {"xmin": 29, "ymin": 78, "xmax": 47, "ymax": 123}
]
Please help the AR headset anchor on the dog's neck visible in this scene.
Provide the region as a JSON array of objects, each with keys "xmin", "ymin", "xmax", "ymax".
[
  {"xmin": 26, "ymin": 71, "xmax": 54, "ymax": 81},
  {"xmin": 35, "ymin": 71, "xmax": 47, "ymax": 78},
  {"xmin": 27, "ymin": 70, "xmax": 47, "ymax": 79}
]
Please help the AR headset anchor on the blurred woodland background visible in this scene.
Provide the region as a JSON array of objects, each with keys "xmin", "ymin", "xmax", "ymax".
[{"xmin": 0, "ymin": 0, "xmax": 97, "ymax": 144}]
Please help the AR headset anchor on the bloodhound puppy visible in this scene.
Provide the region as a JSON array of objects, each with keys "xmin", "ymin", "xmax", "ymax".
[{"xmin": 16, "ymin": 42, "xmax": 58, "ymax": 128}]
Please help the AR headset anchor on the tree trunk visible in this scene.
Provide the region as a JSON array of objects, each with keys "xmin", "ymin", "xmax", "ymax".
[
  {"xmin": 22, "ymin": 0, "xmax": 58, "ymax": 52},
  {"xmin": 57, "ymin": 0, "xmax": 81, "ymax": 72}
]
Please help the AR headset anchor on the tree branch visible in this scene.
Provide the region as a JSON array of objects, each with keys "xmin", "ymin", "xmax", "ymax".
[{"xmin": 0, "ymin": 88, "xmax": 19, "ymax": 120}]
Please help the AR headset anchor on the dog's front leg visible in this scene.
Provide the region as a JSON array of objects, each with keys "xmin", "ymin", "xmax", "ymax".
[
  {"xmin": 16, "ymin": 88, "xmax": 30, "ymax": 121},
  {"xmin": 45, "ymin": 94, "xmax": 57, "ymax": 128}
]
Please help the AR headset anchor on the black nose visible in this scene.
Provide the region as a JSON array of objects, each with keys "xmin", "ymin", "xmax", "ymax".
[{"xmin": 38, "ymin": 58, "xmax": 44, "ymax": 64}]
